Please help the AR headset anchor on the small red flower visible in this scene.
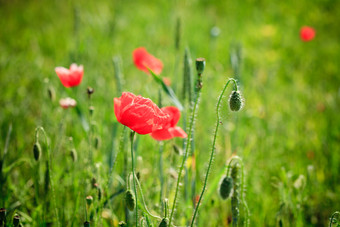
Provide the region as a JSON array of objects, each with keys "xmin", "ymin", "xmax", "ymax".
[
  {"xmin": 133, "ymin": 47, "xmax": 163, "ymax": 75},
  {"xmin": 55, "ymin": 63, "xmax": 84, "ymax": 87},
  {"xmin": 300, "ymin": 26, "xmax": 315, "ymax": 42},
  {"xmin": 151, "ymin": 106, "xmax": 187, "ymax": 141},
  {"xmin": 59, "ymin": 97, "xmax": 77, "ymax": 109},
  {"xmin": 114, "ymin": 92, "xmax": 170, "ymax": 135}
]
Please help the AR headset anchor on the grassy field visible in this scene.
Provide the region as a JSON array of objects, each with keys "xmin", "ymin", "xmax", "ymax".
[{"xmin": 1, "ymin": 0, "xmax": 340, "ymax": 226}]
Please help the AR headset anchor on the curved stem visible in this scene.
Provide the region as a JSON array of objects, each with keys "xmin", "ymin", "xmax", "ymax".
[
  {"xmin": 134, "ymin": 173, "xmax": 162, "ymax": 220},
  {"xmin": 35, "ymin": 127, "xmax": 60, "ymax": 227},
  {"xmin": 190, "ymin": 78, "xmax": 237, "ymax": 226},
  {"xmin": 169, "ymin": 89, "xmax": 201, "ymax": 226},
  {"xmin": 130, "ymin": 131, "xmax": 138, "ymax": 227}
]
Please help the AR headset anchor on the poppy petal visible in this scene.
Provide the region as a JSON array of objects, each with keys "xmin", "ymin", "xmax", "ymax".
[{"xmin": 133, "ymin": 47, "xmax": 163, "ymax": 75}]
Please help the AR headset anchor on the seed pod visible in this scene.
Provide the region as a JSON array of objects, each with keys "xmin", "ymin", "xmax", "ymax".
[
  {"xmin": 159, "ymin": 217, "xmax": 169, "ymax": 227},
  {"xmin": 195, "ymin": 58, "xmax": 206, "ymax": 75},
  {"xmin": 219, "ymin": 176, "xmax": 233, "ymax": 200},
  {"xmin": 70, "ymin": 148, "xmax": 77, "ymax": 162},
  {"xmin": 119, "ymin": 221, "xmax": 127, "ymax": 227},
  {"xmin": 33, "ymin": 142, "xmax": 41, "ymax": 161},
  {"xmin": 13, "ymin": 215, "xmax": 20, "ymax": 227},
  {"xmin": 86, "ymin": 195, "xmax": 93, "ymax": 207},
  {"xmin": 229, "ymin": 90, "xmax": 243, "ymax": 112},
  {"xmin": 125, "ymin": 190, "xmax": 136, "ymax": 211}
]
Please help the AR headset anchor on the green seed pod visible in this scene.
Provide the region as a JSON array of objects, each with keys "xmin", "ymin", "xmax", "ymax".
[
  {"xmin": 125, "ymin": 190, "xmax": 136, "ymax": 211},
  {"xmin": 84, "ymin": 221, "xmax": 90, "ymax": 227},
  {"xmin": 13, "ymin": 215, "xmax": 20, "ymax": 227},
  {"xmin": 229, "ymin": 90, "xmax": 243, "ymax": 112},
  {"xmin": 70, "ymin": 148, "xmax": 77, "ymax": 162},
  {"xmin": 159, "ymin": 217, "xmax": 169, "ymax": 227},
  {"xmin": 33, "ymin": 142, "xmax": 41, "ymax": 161},
  {"xmin": 195, "ymin": 58, "xmax": 206, "ymax": 75},
  {"xmin": 94, "ymin": 136, "xmax": 101, "ymax": 150},
  {"xmin": 86, "ymin": 195, "xmax": 93, "ymax": 207},
  {"xmin": 219, "ymin": 176, "xmax": 233, "ymax": 200},
  {"xmin": 119, "ymin": 221, "xmax": 127, "ymax": 227}
]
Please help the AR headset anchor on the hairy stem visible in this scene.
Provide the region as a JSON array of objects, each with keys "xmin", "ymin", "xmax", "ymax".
[
  {"xmin": 130, "ymin": 131, "xmax": 138, "ymax": 227},
  {"xmin": 190, "ymin": 78, "xmax": 237, "ymax": 226}
]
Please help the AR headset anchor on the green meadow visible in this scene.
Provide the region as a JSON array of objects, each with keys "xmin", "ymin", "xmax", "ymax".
[{"xmin": 1, "ymin": 0, "xmax": 340, "ymax": 226}]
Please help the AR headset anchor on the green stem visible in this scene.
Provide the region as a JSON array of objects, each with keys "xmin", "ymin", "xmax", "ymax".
[
  {"xmin": 130, "ymin": 131, "xmax": 138, "ymax": 227},
  {"xmin": 134, "ymin": 173, "xmax": 162, "ymax": 220},
  {"xmin": 35, "ymin": 127, "xmax": 60, "ymax": 227},
  {"xmin": 169, "ymin": 89, "xmax": 201, "ymax": 226},
  {"xmin": 159, "ymin": 142, "xmax": 164, "ymax": 205},
  {"xmin": 190, "ymin": 78, "xmax": 237, "ymax": 226}
]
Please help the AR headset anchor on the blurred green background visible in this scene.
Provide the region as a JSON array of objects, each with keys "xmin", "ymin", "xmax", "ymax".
[{"xmin": 1, "ymin": 0, "xmax": 340, "ymax": 226}]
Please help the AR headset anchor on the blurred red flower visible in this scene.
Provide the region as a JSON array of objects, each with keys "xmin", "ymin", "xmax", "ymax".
[
  {"xmin": 300, "ymin": 26, "xmax": 315, "ymax": 42},
  {"xmin": 114, "ymin": 92, "xmax": 170, "ymax": 135},
  {"xmin": 151, "ymin": 106, "xmax": 187, "ymax": 141},
  {"xmin": 55, "ymin": 63, "xmax": 83, "ymax": 87},
  {"xmin": 133, "ymin": 47, "xmax": 163, "ymax": 75},
  {"xmin": 59, "ymin": 97, "xmax": 77, "ymax": 109}
]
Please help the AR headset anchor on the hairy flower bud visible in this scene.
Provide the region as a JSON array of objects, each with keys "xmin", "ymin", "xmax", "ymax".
[
  {"xmin": 219, "ymin": 176, "xmax": 233, "ymax": 200},
  {"xmin": 33, "ymin": 142, "xmax": 41, "ymax": 161},
  {"xmin": 159, "ymin": 217, "xmax": 169, "ymax": 227},
  {"xmin": 125, "ymin": 190, "xmax": 136, "ymax": 211},
  {"xmin": 229, "ymin": 90, "xmax": 243, "ymax": 111}
]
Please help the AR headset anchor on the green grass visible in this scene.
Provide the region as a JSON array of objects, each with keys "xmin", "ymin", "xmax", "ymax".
[{"xmin": 1, "ymin": 0, "xmax": 340, "ymax": 226}]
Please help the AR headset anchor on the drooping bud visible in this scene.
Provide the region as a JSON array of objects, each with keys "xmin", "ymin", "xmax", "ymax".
[
  {"xmin": 86, "ymin": 195, "xmax": 93, "ymax": 207},
  {"xmin": 13, "ymin": 215, "xmax": 20, "ymax": 227},
  {"xmin": 125, "ymin": 190, "xmax": 136, "ymax": 212},
  {"xmin": 229, "ymin": 90, "xmax": 243, "ymax": 111},
  {"xmin": 70, "ymin": 148, "xmax": 77, "ymax": 162},
  {"xmin": 195, "ymin": 58, "xmax": 206, "ymax": 75},
  {"xmin": 159, "ymin": 217, "xmax": 169, "ymax": 227},
  {"xmin": 47, "ymin": 86, "xmax": 56, "ymax": 101},
  {"xmin": 219, "ymin": 176, "xmax": 233, "ymax": 200},
  {"xmin": 33, "ymin": 142, "xmax": 41, "ymax": 161}
]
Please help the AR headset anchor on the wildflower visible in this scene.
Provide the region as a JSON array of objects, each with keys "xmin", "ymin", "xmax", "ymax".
[
  {"xmin": 55, "ymin": 63, "xmax": 83, "ymax": 87},
  {"xmin": 151, "ymin": 106, "xmax": 187, "ymax": 141},
  {"xmin": 114, "ymin": 92, "xmax": 170, "ymax": 134},
  {"xmin": 133, "ymin": 47, "xmax": 163, "ymax": 75},
  {"xmin": 59, "ymin": 97, "xmax": 77, "ymax": 109},
  {"xmin": 300, "ymin": 26, "xmax": 315, "ymax": 42}
]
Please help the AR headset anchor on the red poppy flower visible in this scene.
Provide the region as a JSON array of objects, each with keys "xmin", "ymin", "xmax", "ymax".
[
  {"xmin": 114, "ymin": 92, "xmax": 170, "ymax": 135},
  {"xmin": 151, "ymin": 106, "xmax": 187, "ymax": 141},
  {"xmin": 300, "ymin": 26, "xmax": 315, "ymax": 42},
  {"xmin": 133, "ymin": 47, "xmax": 163, "ymax": 75},
  {"xmin": 55, "ymin": 63, "xmax": 84, "ymax": 87}
]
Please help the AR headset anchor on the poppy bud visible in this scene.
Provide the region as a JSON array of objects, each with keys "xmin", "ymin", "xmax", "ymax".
[
  {"xmin": 195, "ymin": 58, "xmax": 206, "ymax": 75},
  {"xmin": 119, "ymin": 221, "xmax": 127, "ymax": 227},
  {"xmin": 125, "ymin": 190, "xmax": 136, "ymax": 211},
  {"xmin": 159, "ymin": 218, "xmax": 169, "ymax": 227},
  {"xmin": 86, "ymin": 195, "xmax": 93, "ymax": 207},
  {"xmin": 47, "ymin": 86, "xmax": 56, "ymax": 101},
  {"xmin": 70, "ymin": 148, "xmax": 77, "ymax": 162},
  {"xmin": 229, "ymin": 90, "xmax": 243, "ymax": 111},
  {"xmin": 219, "ymin": 176, "xmax": 233, "ymax": 200},
  {"xmin": 84, "ymin": 221, "xmax": 90, "ymax": 227},
  {"xmin": 33, "ymin": 142, "xmax": 41, "ymax": 161},
  {"xmin": 13, "ymin": 215, "xmax": 20, "ymax": 227},
  {"xmin": 173, "ymin": 144, "xmax": 182, "ymax": 156}
]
